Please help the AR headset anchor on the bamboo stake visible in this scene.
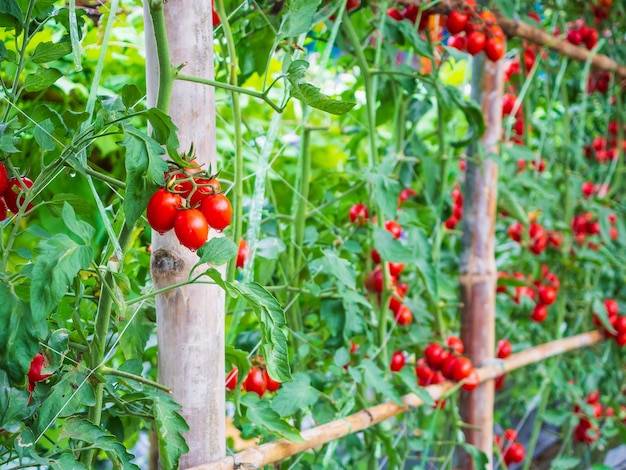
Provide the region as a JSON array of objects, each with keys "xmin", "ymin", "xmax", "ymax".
[
  {"xmin": 458, "ymin": 44, "xmax": 502, "ymax": 469},
  {"xmin": 399, "ymin": 0, "xmax": 626, "ymax": 79},
  {"xmin": 187, "ymin": 331, "xmax": 604, "ymax": 470}
]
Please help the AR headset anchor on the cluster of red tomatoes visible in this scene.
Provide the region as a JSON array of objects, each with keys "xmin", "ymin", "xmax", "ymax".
[
  {"xmin": 416, "ymin": 337, "xmax": 479, "ymax": 393},
  {"xmin": 225, "ymin": 364, "xmax": 280, "ymax": 398},
  {"xmin": 584, "ymin": 131, "xmax": 626, "ymax": 164},
  {"xmin": 498, "ymin": 265, "xmax": 560, "ymax": 323},
  {"xmin": 593, "ymin": 299, "xmax": 626, "ymax": 346},
  {"xmin": 443, "ymin": 183, "xmax": 463, "ymax": 230},
  {"xmin": 507, "ymin": 218, "xmax": 560, "ymax": 256},
  {"xmin": 565, "ymin": 20, "xmax": 599, "ymax": 50},
  {"xmin": 0, "ymin": 162, "xmax": 35, "ymax": 221},
  {"xmin": 146, "ymin": 161, "xmax": 232, "ymax": 251},
  {"xmin": 494, "ymin": 339, "xmax": 512, "ymax": 390},
  {"xmin": 572, "ymin": 390, "xmax": 609, "ymax": 443},
  {"xmin": 445, "ymin": 3, "xmax": 506, "ymax": 61},
  {"xmin": 571, "ymin": 211, "xmax": 618, "ymax": 250},
  {"xmin": 494, "ymin": 429, "xmax": 526, "ymax": 466},
  {"xmin": 386, "ymin": 4, "xmax": 433, "ymax": 31}
]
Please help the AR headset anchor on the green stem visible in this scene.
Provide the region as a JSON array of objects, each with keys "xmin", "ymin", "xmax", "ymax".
[
  {"xmin": 149, "ymin": 0, "xmax": 174, "ymax": 113},
  {"xmin": 80, "ymin": 224, "xmax": 134, "ymax": 467},
  {"xmin": 216, "ymin": 0, "xmax": 244, "ymax": 284},
  {"xmin": 176, "ymin": 73, "xmax": 284, "ymax": 113},
  {"xmin": 100, "ymin": 366, "xmax": 171, "ymax": 392}
]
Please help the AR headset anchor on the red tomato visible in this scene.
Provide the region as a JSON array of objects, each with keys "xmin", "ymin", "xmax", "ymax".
[
  {"xmin": 349, "ymin": 203, "xmax": 369, "ymax": 225},
  {"xmin": 388, "ymin": 296, "xmax": 402, "ymax": 315},
  {"xmin": 503, "ymin": 428, "xmax": 517, "ymax": 442},
  {"xmin": 424, "ymin": 343, "xmax": 445, "ymax": 370},
  {"xmin": 508, "ymin": 221, "xmax": 524, "ymax": 242},
  {"xmin": 446, "ymin": 336, "xmax": 464, "ymax": 355},
  {"xmin": 0, "ymin": 198, "xmax": 6, "ymax": 222},
  {"xmin": 346, "ymin": 0, "xmax": 360, "ymax": 12},
  {"xmin": 394, "ymin": 305, "xmax": 412, "ymax": 325},
  {"xmin": 466, "ymin": 31, "xmax": 486, "ymax": 55},
  {"xmin": 441, "ymin": 355, "xmax": 458, "ymax": 379},
  {"xmin": 387, "ymin": 8, "xmax": 403, "ymax": 21},
  {"xmin": 385, "ymin": 220, "xmax": 402, "ymax": 239},
  {"xmin": 452, "ymin": 357, "xmax": 474, "ymax": 382},
  {"xmin": 496, "ymin": 339, "xmax": 512, "ymax": 359},
  {"xmin": 461, "ymin": 369, "xmax": 479, "ymax": 391},
  {"xmin": 166, "ymin": 163, "xmax": 202, "ymax": 198},
  {"xmin": 174, "ymin": 209, "xmax": 209, "ymax": 251},
  {"xmin": 263, "ymin": 369, "xmax": 281, "ymax": 392},
  {"xmin": 448, "ymin": 35, "xmax": 466, "ymax": 51},
  {"xmin": 225, "ymin": 367, "xmax": 238, "ymax": 390},
  {"xmin": 189, "ymin": 177, "xmax": 221, "ymax": 207},
  {"xmin": 586, "ymin": 390, "xmax": 600, "ymax": 404},
  {"xmin": 212, "ymin": 8, "xmax": 220, "ymax": 27},
  {"xmin": 538, "ymin": 285, "xmax": 557, "ymax": 306},
  {"xmin": 4, "ymin": 177, "xmax": 34, "ymax": 213},
  {"xmin": 388, "ymin": 262, "xmax": 405, "ymax": 276},
  {"xmin": 0, "ymin": 162, "xmax": 7, "ymax": 196},
  {"xmin": 504, "ymin": 442, "xmax": 525, "ymax": 464},
  {"xmin": 605, "ymin": 299, "xmax": 619, "ymax": 318},
  {"xmin": 531, "ymin": 303, "xmax": 548, "ymax": 322},
  {"xmin": 237, "ymin": 239, "xmax": 249, "ymax": 269},
  {"xmin": 390, "ymin": 351, "xmax": 406, "ymax": 372},
  {"xmin": 398, "ymin": 188, "xmax": 417, "ymax": 203},
  {"xmin": 415, "ymin": 358, "xmax": 434, "ymax": 385},
  {"xmin": 201, "ymin": 193, "xmax": 232, "ymax": 231},
  {"xmin": 495, "ymin": 374, "xmax": 506, "ymax": 390},
  {"xmin": 502, "ymin": 93, "xmax": 517, "ymax": 116},
  {"xmin": 243, "ymin": 366, "xmax": 267, "ymax": 397},
  {"xmin": 365, "ymin": 267, "xmax": 383, "ymax": 294},
  {"xmin": 371, "ymin": 248, "xmax": 381, "ymax": 264},
  {"xmin": 146, "ymin": 188, "xmax": 182, "ymax": 234},
  {"xmin": 615, "ymin": 316, "xmax": 626, "ymax": 334},
  {"xmin": 27, "ymin": 353, "xmax": 52, "ymax": 392},
  {"xmin": 484, "ymin": 37, "xmax": 505, "ymax": 61},
  {"xmin": 446, "ymin": 10, "xmax": 468, "ymax": 35}
]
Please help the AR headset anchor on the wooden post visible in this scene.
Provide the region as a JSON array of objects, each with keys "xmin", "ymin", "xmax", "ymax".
[
  {"xmin": 144, "ymin": 3, "xmax": 225, "ymax": 468},
  {"xmin": 459, "ymin": 52, "xmax": 503, "ymax": 468}
]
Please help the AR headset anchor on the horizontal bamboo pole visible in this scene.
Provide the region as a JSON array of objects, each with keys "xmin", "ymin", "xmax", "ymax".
[
  {"xmin": 188, "ymin": 330, "xmax": 604, "ymax": 470},
  {"xmin": 399, "ymin": 0, "xmax": 626, "ymax": 79}
]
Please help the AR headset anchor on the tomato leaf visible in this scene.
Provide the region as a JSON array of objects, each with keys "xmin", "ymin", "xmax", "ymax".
[
  {"xmin": 147, "ymin": 390, "xmax": 190, "ymax": 470},
  {"xmin": 31, "ymin": 41, "xmax": 72, "ymax": 64},
  {"xmin": 0, "ymin": 370, "xmax": 32, "ymax": 433},
  {"xmin": 120, "ymin": 123, "xmax": 169, "ymax": 227},
  {"xmin": 396, "ymin": 367, "xmax": 434, "ymax": 407},
  {"xmin": 287, "ymin": 60, "xmax": 356, "ymax": 115},
  {"xmin": 0, "ymin": 283, "xmax": 42, "ymax": 382},
  {"xmin": 393, "ymin": 18, "xmax": 434, "ymax": 59},
  {"xmin": 0, "ymin": 0, "xmax": 22, "ymax": 27},
  {"xmin": 373, "ymin": 228, "xmax": 415, "ymax": 263},
  {"xmin": 242, "ymin": 393, "xmax": 305, "ymax": 442},
  {"xmin": 461, "ymin": 443, "xmax": 488, "ymax": 470},
  {"xmin": 498, "ymin": 184, "xmax": 530, "ymax": 225},
  {"xmin": 551, "ymin": 457, "xmax": 582, "ymax": 470},
  {"xmin": 196, "ymin": 237, "xmax": 238, "ymax": 267},
  {"xmin": 145, "ymin": 108, "xmax": 181, "ymax": 163},
  {"xmin": 592, "ymin": 298, "xmax": 617, "ymax": 335},
  {"xmin": 225, "ymin": 346, "xmax": 250, "ymax": 413},
  {"xmin": 270, "ymin": 373, "xmax": 319, "ymax": 417},
  {"xmin": 120, "ymin": 84, "xmax": 143, "ymax": 110},
  {"xmin": 322, "ymin": 250, "xmax": 356, "ymax": 290},
  {"xmin": 277, "ymin": 0, "xmax": 322, "ymax": 39},
  {"xmin": 367, "ymin": 167, "xmax": 401, "ymax": 220},
  {"xmin": 59, "ymin": 418, "xmax": 141, "ymax": 470},
  {"xmin": 360, "ymin": 359, "xmax": 403, "ymax": 406},
  {"xmin": 23, "ymin": 68, "xmax": 62, "ymax": 92},
  {"xmin": 30, "ymin": 204, "xmax": 94, "ymax": 323}
]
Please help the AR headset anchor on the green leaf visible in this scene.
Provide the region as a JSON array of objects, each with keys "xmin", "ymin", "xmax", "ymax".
[
  {"xmin": 278, "ymin": 0, "xmax": 322, "ymax": 39},
  {"xmin": 448, "ymin": 87, "xmax": 485, "ymax": 147},
  {"xmin": 270, "ymin": 373, "xmax": 319, "ymax": 417},
  {"xmin": 322, "ymin": 250, "xmax": 356, "ymax": 290},
  {"xmin": 287, "ymin": 60, "xmax": 356, "ymax": 115},
  {"xmin": 373, "ymin": 228, "xmax": 415, "ymax": 263},
  {"xmin": 551, "ymin": 457, "xmax": 582, "ymax": 470},
  {"xmin": 23, "ymin": 68, "xmax": 63, "ymax": 92},
  {"xmin": 33, "ymin": 118, "xmax": 56, "ymax": 152},
  {"xmin": 48, "ymin": 453, "xmax": 87, "ymax": 470},
  {"xmin": 494, "ymin": 0, "xmax": 515, "ymax": 19},
  {"xmin": 145, "ymin": 108, "xmax": 180, "ymax": 161},
  {"xmin": 205, "ymin": 270, "xmax": 292, "ymax": 383},
  {"xmin": 48, "ymin": 193, "xmax": 93, "ymax": 218},
  {"xmin": 116, "ymin": 308, "xmax": 154, "ymax": 361},
  {"xmin": 0, "ymin": 282, "xmax": 42, "ymax": 382},
  {"xmin": 36, "ymin": 368, "xmax": 95, "ymax": 434},
  {"xmin": 498, "ymin": 184, "xmax": 529, "ymax": 225},
  {"xmin": 59, "ymin": 418, "xmax": 141, "ymax": 470},
  {"xmin": 0, "ymin": 370, "xmax": 32, "ymax": 433},
  {"xmin": 0, "ymin": 0, "xmax": 22, "ymax": 26},
  {"xmin": 120, "ymin": 124, "xmax": 168, "ymax": 227},
  {"xmin": 31, "ymin": 41, "xmax": 72, "ymax": 64},
  {"xmin": 396, "ymin": 367, "xmax": 434, "ymax": 407},
  {"xmin": 30, "ymin": 204, "xmax": 94, "ymax": 322},
  {"xmin": 461, "ymin": 443, "xmax": 488, "ymax": 470},
  {"xmin": 243, "ymin": 393, "xmax": 305, "ymax": 442},
  {"xmin": 360, "ymin": 359, "xmax": 403, "ymax": 406},
  {"xmin": 225, "ymin": 346, "xmax": 250, "ymax": 395},
  {"xmin": 394, "ymin": 19, "xmax": 434, "ymax": 59},
  {"xmin": 368, "ymin": 168, "xmax": 400, "ymax": 220},
  {"xmin": 147, "ymin": 390, "xmax": 189, "ymax": 470},
  {"xmin": 341, "ymin": 291, "xmax": 367, "ymax": 338},
  {"xmin": 196, "ymin": 237, "xmax": 238, "ymax": 267},
  {"xmin": 120, "ymin": 84, "xmax": 143, "ymax": 109},
  {"xmin": 0, "ymin": 40, "xmax": 7, "ymax": 62}
]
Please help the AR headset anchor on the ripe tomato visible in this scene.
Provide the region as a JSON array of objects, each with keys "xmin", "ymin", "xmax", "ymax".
[
  {"xmin": 502, "ymin": 93, "xmax": 517, "ymax": 116},
  {"xmin": 394, "ymin": 305, "xmax": 412, "ymax": 325},
  {"xmin": 27, "ymin": 353, "xmax": 52, "ymax": 392},
  {"xmin": 466, "ymin": 31, "xmax": 486, "ymax": 55},
  {"xmin": 479, "ymin": 10, "xmax": 496, "ymax": 25},
  {"xmin": 370, "ymin": 248, "xmax": 381, "ymax": 264},
  {"xmin": 166, "ymin": 162, "xmax": 202, "ymax": 198},
  {"xmin": 452, "ymin": 357, "xmax": 474, "ymax": 382},
  {"xmin": 448, "ymin": 35, "xmax": 466, "ymax": 51},
  {"xmin": 189, "ymin": 177, "xmax": 221, "ymax": 207},
  {"xmin": 346, "ymin": 0, "xmax": 360, "ymax": 12},
  {"xmin": 388, "ymin": 262, "xmax": 405, "ymax": 276},
  {"xmin": 614, "ymin": 316, "xmax": 626, "ymax": 334},
  {"xmin": 349, "ymin": 203, "xmax": 368, "ymax": 225},
  {"xmin": 212, "ymin": 8, "xmax": 220, "ymax": 27},
  {"xmin": 604, "ymin": 299, "xmax": 619, "ymax": 318},
  {"xmin": 537, "ymin": 285, "xmax": 557, "ymax": 306},
  {"xmin": 0, "ymin": 198, "xmax": 6, "ymax": 222},
  {"xmin": 387, "ymin": 8, "xmax": 403, "ymax": 21},
  {"xmin": 390, "ymin": 351, "xmax": 406, "ymax": 372},
  {"xmin": 243, "ymin": 366, "xmax": 267, "ymax": 397},
  {"xmin": 365, "ymin": 267, "xmax": 383, "ymax": 294},
  {"xmin": 484, "ymin": 37, "xmax": 505, "ymax": 61},
  {"xmin": 496, "ymin": 339, "xmax": 512, "ymax": 358},
  {"xmin": 415, "ymin": 358, "xmax": 435, "ymax": 385},
  {"xmin": 441, "ymin": 355, "xmax": 458, "ymax": 379},
  {"xmin": 446, "ymin": 336, "xmax": 464, "ymax": 355},
  {"xmin": 581, "ymin": 181, "xmax": 595, "ymax": 196},
  {"xmin": 508, "ymin": 221, "xmax": 524, "ymax": 242},
  {"xmin": 531, "ymin": 303, "xmax": 548, "ymax": 322},
  {"xmin": 263, "ymin": 369, "xmax": 281, "ymax": 392},
  {"xmin": 5, "ymin": 177, "xmax": 34, "ymax": 213},
  {"xmin": 237, "ymin": 239, "xmax": 249, "ymax": 269},
  {"xmin": 495, "ymin": 373, "xmax": 506, "ymax": 390},
  {"xmin": 461, "ymin": 369, "xmax": 479, "ymax": 391},
  {"xmin": 504, "ymin": 442, "xmax": 525, "ymax": 464},
  {"xmin": 0, "ymin": 162, "xmax": 7, "ymax": 196},
  {"xmin": 201, "ymin": 193, "xmax": 232, "ymax": 231},
  {"xmin": 424, "ymin": 343, "xmax": 445, "ymax": 370},
  {"xmin": 503, "ymin": 429, "xmax": 517, "ymax": 442},
  {"xmin": 147, "ymin": 188, "xmax": 182, "ymax": 234},
  {"xmin": 385, "ymin": 220, "xmax": 402, "ymax": 239},
  {"xmin": 225, "ymin": 367, "xmax": 238, "ymax": 390},
  {"xmin": 446, "ymin": 10, "xmax": 468, "ymax": 35},
  {"xmin": 398, "ymin": 188, "xmax": 417, "ymax": 203},
  {"xmin": 174, "ymin": 209, "xmax": 208, "ymax": 251}
]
